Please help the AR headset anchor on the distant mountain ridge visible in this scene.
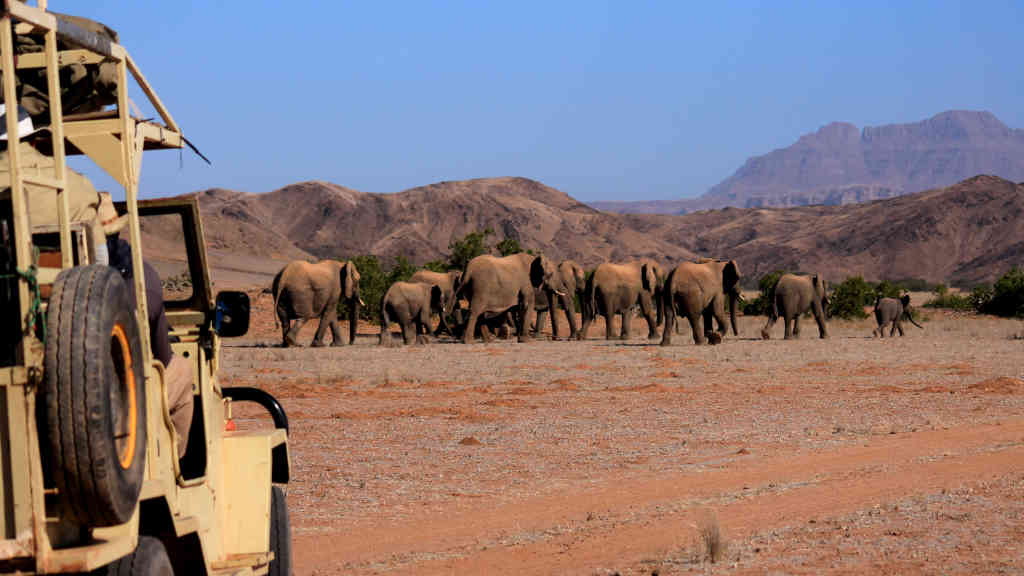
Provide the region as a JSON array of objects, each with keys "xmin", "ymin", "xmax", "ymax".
[
  {"xmin": 171, "ymin": 175, "xmax": 1024, "ymax": 287},
  {"xmin": 592, "ymin": 110, "xmax": 1024, "ymax": 214}
]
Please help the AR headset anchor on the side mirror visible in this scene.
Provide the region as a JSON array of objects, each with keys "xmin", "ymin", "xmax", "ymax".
[{"xmin": 214, "ymin": 291, "xmax": 250, "ymax": 337}]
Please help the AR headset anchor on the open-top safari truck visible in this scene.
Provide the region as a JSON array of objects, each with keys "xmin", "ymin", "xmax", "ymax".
[{"xmin": 0, "ymin": 2, "xmax": 291, "ymax": 574}]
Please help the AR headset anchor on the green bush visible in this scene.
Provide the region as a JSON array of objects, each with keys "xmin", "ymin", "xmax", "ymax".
[
  {"xmin": 741, "ymin": 270, "xmax": 786, "ymax": 317},
  {"xmin": 829, "ymin": 276, "xmax": 874, "ymax": 319},
  {"xmin": 873, "ymin": 280, "xmax": 904, "ymax": 300},
  {"xmin": 447, "ymin": 228, "xmax": 493, "ymax": 271},
  {"xmin": 495, "ymin": 237, "xmax": 523, "ymax": 257},
  {"xmin": 986, "ymin": 268, "xmax": 1024, "ymax": 317}
]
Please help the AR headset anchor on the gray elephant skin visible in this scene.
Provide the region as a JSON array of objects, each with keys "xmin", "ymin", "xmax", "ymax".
[
  {"xmin": 873, "ymin": 295, "xmax": 924, "ymax": 337},
  {"xmin": 532, "ymin": 259, "xmax": 586, "ymax": 340},
  {"xmin": 661, "ymin": 259, "xmax": 741, "ymax": 346},
  {"xmin": 272, "ymin": 260, "xmax": 362, "ymax": 347},
  {"xmin": 579, "ymin": 259, "xmax": 663, "ymax": 340},
  {"xmin": 760, "ymin": 273, "xmax": 829, "ymax": 340},
  {"xmin": 379, "ymin": 281, "xmax": 443, "ymax": 346},
  {"xmin": 409, "ymin": 269, "xmax": 463, "ymax": 335},
  {"xmin": 456, "ymin": 253, "xmax": 562, "ymax": 344}
]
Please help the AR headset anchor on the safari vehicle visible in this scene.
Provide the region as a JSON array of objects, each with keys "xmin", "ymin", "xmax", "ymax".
[{"xmin": 0, "ymin": 2, "xmax": 291, "ymax": 575}]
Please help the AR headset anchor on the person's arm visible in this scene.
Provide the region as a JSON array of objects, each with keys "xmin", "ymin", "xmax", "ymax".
[{"xmin": 143, "ymin": 262, "xmax": 173, "ymax": 366}]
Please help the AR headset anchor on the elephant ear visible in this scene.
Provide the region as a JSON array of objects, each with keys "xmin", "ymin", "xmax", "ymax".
[
  {"xmin": 573, "ymin": 263, "xmax": 585, "ymax": 288},
  {"xmin": 530, "ymin": 256, "xmax": 547, "ymax": 288},
  {"xmin": 430, "ymin": 284, "xmax": 443, "ymax": 309},
  {"xmin": 341, "ymin": 261, "xmax": 356, "ymax": 299},
  {"xmin": 723, "ymin": 260, "xmax": 740, "ymax": 292},
  {"xmin": 641, "ymin": 263, "xmax": 656, "ymax": 292}
]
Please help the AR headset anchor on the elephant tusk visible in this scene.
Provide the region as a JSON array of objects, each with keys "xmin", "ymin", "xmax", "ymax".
[
  {"xmin": 554, "ymin": 289, "xmax": 567, "ymax": 297},
  {"xmin": 358, "ymin": 298, "xmax": 365, "ymax": 307}
]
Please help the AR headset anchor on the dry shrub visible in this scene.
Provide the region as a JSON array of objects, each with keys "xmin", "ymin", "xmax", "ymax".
[{"xmin": 693, "ymin": 511, "xmax": 726, "ymax": 564}]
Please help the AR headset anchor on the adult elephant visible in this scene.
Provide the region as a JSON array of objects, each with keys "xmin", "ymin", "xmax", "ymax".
[
  {"xmin": 661, "ymin": 259, "xmax": 741, "ymax": 346},
  {"xmin": 760, "ymin": 273, "xmax": 829, "ymax": 340},
  {"xmin": 409, "ymin": 269, "xmax": 463, "ymax": 336},
  {"xmin": 456, "ymin": 253, "xmax": 562, "ymax": 344},
  {"xmin": 531, "ymin": 259, "xmax": 586, "ymax": 340},
  {"xmin": 272, "ymin": 260, "xmax": 362, "ymax": 347},
  {"xmin": 579, "ymin": 259, "xmax": 663, "ymax": 340},
  {"xmin": 873, "ymin": 294, "xmax": 923, "ymax": 337}
]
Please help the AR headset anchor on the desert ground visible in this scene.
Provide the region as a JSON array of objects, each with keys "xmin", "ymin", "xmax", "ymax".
[{"xmin": 223, "ymin": 292, "xmax": 1024, "ymax": 575}]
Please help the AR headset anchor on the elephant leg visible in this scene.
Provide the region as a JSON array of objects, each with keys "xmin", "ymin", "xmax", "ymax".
[
  {"xmin": 619, "ymin": 310, "xmax": 632, "ymax": 340},
  {"xmin": 660, "ymin": 302, "xmax": 675, "ymax": 346},
  {"xmin": 762, "ymin": 315, "xmax": 777, "ymax": 340},
  {"xmin": 689, "ymin": 313, "xmax": 706, "ymax": 345},
  {"xmin": 792, "ymin": 315, "xmax": 802, "ymax": 338},
  {"xmin": 463, "ymin": 304, "xmax": 483, "ymax": 344},
  {"xmin": 783, "ymin": 315, "xmax": 794, "ymax": 340},
  {"xmin": 639, "ymin": 294, "xmax": 658, "ymax": 339},
  {"xmin": 813, "ymin": 303, "xmax": 828, "ymax": 339},
  {"xmin": 311, "ymin": 313, "xmax": 332, "ymax": 347},
  {"xmin": 601, "ymin": 295, "xmax": 617, "ymax": 340},
  {"xmin": 559, "ymin": 294, "xmax": 576, "ymax": 340},
  {"xmin": 330, "ymin": 317, "xmax": 344, "ymax": 346},
  {"xmin": 518, "ymin": 297, "xmax": 534, "ymax": 344},
  {"xmin": 416, "ymin": 309, "xmax": 430, "ymax": 345},
  {"xmin": 480, "ymin": 323, "xmax": 495, "ymax": 343},
  {"xmin": 534, "ymin": 308, "xmax": 548, "ymax": 337},
  {"xmin": 286, "ymin": 318, "xmax": 309, "ymax": 347},
  {"xmin": 277, "ymin": 307, "xmax": 292, "ymax": 345}
]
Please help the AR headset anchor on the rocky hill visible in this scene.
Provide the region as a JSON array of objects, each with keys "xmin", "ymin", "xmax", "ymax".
[
  {"xmin": 594, "ymin": 110, "xmax": 1024, "ymax": 214},
  {"xmin": 191, "ymin": 177, "xmax": 697, "ymax": 267},
  {"xmin": 178, "ymin": 175, "xmax": 1024, "ymax": 288}
]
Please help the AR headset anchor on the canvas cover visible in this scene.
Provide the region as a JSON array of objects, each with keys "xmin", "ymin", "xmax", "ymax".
[{"xmin": 14, "ymin": 13, "xmax": 120, "ymax": 121}]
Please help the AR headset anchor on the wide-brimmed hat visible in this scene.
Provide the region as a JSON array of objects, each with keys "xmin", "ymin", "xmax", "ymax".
[{"xmin": 97, "ymin": 191, "xmax": 128, "ymax": 235}]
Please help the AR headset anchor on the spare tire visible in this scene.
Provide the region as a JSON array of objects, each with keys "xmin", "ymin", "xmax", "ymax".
[{"xmin": 44, "ymin": 265, "xmax": 146, "ymax": 526}]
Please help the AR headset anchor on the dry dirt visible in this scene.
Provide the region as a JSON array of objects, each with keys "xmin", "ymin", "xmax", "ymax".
[{"xmin": 223, "ymin": 292, "xmax": 1024, "ymax": 575}]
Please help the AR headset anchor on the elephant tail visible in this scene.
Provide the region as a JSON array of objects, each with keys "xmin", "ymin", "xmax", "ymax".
[
  {"xmin": 271, "ymin": 269, "xmax": 284, "ymax": 328},
  {"xmin": 906, "ymin": 308, "xmax": 925, "ymax": 329}
]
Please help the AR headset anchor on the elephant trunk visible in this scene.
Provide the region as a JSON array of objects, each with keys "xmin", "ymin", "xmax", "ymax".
[
  {"xmin": 729, "ymin": 291, "xmax": 739, "ymax": 336},
  {"xmin": 349, "ymin": 296, "xmax": 360, "ymax": 345}
]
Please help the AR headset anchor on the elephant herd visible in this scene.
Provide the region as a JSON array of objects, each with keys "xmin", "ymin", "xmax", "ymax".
[{"xmin": 270, "ymin": 255, "xmax": 922, "ymax": 348}]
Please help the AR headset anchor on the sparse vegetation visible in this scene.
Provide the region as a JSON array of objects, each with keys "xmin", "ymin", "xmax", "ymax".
[
  {"xmin": 447, "ymin": 228, "xmax": 494, "ymax": 271},
  {"xmin": 924, "ymin": 284, "xmax": 974, "ymax": 312},
  {"xmin": 741, "ymin": 270, "xmax": 786, "ymax": 316}
]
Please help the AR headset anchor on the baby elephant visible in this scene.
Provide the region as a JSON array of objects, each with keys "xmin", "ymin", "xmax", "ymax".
[
  {"xmin": 380, "ymin": 282, "xmax": 443, "ymax": 346},
  {"xmin": 873, "ymin": 294, "xmax": 924, "ymax": 337}
]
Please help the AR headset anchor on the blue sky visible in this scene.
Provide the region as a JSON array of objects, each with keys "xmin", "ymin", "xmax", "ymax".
[{"xmin": 68, "ymin": 1, "xmax": 1023, "ymax": 202}]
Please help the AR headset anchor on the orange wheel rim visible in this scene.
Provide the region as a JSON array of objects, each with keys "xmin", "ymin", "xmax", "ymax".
[{"xmin": 111, "ymin": 324, "xmax": 137, "ymax": 469}]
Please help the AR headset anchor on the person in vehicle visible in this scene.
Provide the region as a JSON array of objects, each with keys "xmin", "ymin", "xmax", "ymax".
[{"xmin": 97, "ymin": 192, "xmax": 195, "ymax": 457}]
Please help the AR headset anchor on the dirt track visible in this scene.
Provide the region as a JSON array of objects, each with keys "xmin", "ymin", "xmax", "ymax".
[{"xmin": 223, "ymin": 295, "xmax": 1024, "ymax": 574}]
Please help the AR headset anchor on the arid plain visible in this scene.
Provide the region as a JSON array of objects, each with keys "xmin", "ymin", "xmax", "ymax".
[{"xmin": 222, "ymin": 291, "xmax": 1024, "ymax": 575}]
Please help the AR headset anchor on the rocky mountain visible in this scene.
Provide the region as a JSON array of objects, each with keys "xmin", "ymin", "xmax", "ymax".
[
  {"xmin": 179, "ymin": 175, "xmax": 1024, "ymax": 288},
  {"xmin": 191, "ymin": 177, "xmax": 698, "ymax": 267},
  {"xmin": 593, "ymin": 110, "xmax": 1024, "ymax": 214}
]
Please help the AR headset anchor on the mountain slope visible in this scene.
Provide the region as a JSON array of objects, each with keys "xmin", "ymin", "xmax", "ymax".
[
  {"xmin": 181, "ymin": 175, "xmax": 1024, "ymax": 287},
  {"xmin": 595, "ymin": 110, "xmax": 1024, "ymax": 214}
]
